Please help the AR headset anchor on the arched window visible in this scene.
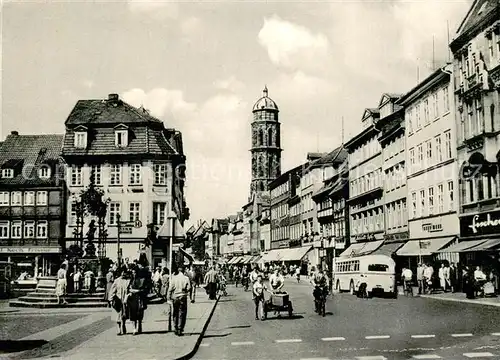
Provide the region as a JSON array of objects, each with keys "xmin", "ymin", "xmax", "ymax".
[
  {"xmin": 268, "ymin": 128, "xmax": 273, "ymax": 146},
  {"xmin": 491, "ymin": 104, "xmax": 495, "ymax": 132},
  {"xmin": 259, "ymin": 182, "xmax": 265, "ymax": 191},
  {"xmin": 258, "ymin": 129, "xmax": 264, "ymax": 146}
]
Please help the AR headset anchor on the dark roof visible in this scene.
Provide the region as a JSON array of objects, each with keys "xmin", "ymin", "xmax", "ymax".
[
  {"xmin": 0, "ymin": 133, "xmax": 64, "ymax": 186},
  {"xmin": 397, "ymin": 66, "xmax": 451, "ymax": 106},
  {"xmin": 65, "ymin": 97, "xmax": 162, "ymax": 126},
  {"xmin": 454, "ymin": 0, "xmax": 498, "ymax": 43},
  {"xmin": 305, "ymin": 146, "xmax": 347, "ymax": 173},
  {"xmin": 269, "ymin": 162, "xmax": 304, "ymax": 190}
]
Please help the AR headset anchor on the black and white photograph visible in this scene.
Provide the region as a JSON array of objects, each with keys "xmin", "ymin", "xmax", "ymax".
[{"xmin": 1, "ymin": 0, "xmax": 500, "ymax": 359}]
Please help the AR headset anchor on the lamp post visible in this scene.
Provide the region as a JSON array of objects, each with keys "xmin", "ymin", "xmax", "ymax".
[{"xmin": 167, "ymin": 214, "xmax": 177, "ymax": 275}]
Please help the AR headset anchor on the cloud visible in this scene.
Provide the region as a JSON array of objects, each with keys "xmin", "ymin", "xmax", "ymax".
[
  {"xmin": 258, "ymin": 15, "xmax": 332, "ymax": 74},
  {"xmin": 127, "ymin": 0, "xmax": 179, "ymax": 19},
  {"xmin": 213, "ymin": 76, "xmax": 245, "ymax": 93}
]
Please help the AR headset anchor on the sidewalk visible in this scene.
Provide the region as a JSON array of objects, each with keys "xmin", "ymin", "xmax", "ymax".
[
  {"xmin": 33, "ymin": 288, "xmax": 220, "ymax": 360},
  {"xmin": 420, "ymin": 290, "xmax": 500, "ymax": 307}
]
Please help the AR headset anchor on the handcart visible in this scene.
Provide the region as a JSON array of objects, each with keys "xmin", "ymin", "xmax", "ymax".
[{"xmin": 263, "ymin": 291, "xmax": 293, "ymax": 319}]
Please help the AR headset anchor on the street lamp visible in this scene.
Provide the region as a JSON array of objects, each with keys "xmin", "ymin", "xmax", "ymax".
[{"xmin": 167, "ymin": 214, "xmax": 177, "ymax": 275}]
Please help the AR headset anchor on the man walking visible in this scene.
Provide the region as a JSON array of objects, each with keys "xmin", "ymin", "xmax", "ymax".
[
  {"xmin": 186, "ymin": 265, "xmax": 196, "ymax": 303},
  {"xmin": 204, "ymin": 266, "xmax": 219, "ymax": 300},
  {"xmin": 168, "ymin": 265, "xmax": 191, "ymax": 336},
  {"xmin": 416, "ymin": 263, "xmax": 424, "ymax": 295}
]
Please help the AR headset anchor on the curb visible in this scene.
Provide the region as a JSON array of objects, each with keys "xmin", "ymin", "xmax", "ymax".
[
  {"xmin": 174, "ymin": 294, "xmax": 221, "ymax": 360},
  {"xmin": 420, "ymin": 294, "xmax": 500, "ymax": 307}
]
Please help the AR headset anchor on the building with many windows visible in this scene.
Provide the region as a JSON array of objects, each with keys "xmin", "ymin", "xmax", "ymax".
[
  {"xmin": 374, "ymin": 93, "xmax": 409, "ymax": 253},
  {"xmin": 449, "ymin": 0, "xmax": 500, "ymax": 257},
  {"xmin": 0, "ymin": 132, "xmax": 65, "ymax": 278},
  {"xmin": 397, "ymin": 64, "xmax": 459, "ymax": 264},
  {"xmin": 344, "ymin": 109, "xmax": 385, "ymax": 254},
  {"xmin": 61, "ymin": 94, "xmax": 188, "ymax": 268}
]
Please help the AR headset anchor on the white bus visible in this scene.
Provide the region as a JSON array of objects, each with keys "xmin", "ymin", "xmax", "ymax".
[{"xmin": 334, "ymin": 254, "xmax": 396, "ymax": 297}]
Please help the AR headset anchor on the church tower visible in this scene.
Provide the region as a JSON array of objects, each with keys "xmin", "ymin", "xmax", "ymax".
[{"xmin": 250, "ymin": 86, "xmax": 282, "ymax": 199}]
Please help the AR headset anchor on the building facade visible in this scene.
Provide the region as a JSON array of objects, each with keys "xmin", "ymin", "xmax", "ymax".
[
  {"xmin": 0, "ymin": 132, "xmax": 66, "ymax": 278},
  {"xmin": 374, "ymin": 94, "xmax": 409, "ymax": 244},
  {"xmin": 345, "ymin": 109, "xmax": 385, "ymax": 248},
  {"xmin": 61, "ymin": 94, "xmax": 188, "ymax": 269},
  {"xmin": 397, "ymin": 65, "xmax": 459, "ymax": 263},
  {"xmin": 250, "ymin": 87, "xmax": 282, "ymax": 199},
  {"xmin": 450, "ymin": 0, "xmax": 500, "ymax": 256}
]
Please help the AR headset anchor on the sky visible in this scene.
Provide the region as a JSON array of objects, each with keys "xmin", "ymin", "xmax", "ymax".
[{"xmin": 2, "ymin": 0, "xmax": 473, "ymax": 226}]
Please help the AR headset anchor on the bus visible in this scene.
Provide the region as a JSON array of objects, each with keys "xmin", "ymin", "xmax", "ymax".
[{"xmin": 334, "ymin": 254, "xmax": 396, "ymax": 297}]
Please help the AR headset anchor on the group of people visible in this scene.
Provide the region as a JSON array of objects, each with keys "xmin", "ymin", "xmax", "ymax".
[{"xmin": 54, "ymin": 262, "xmax": 100, "ymax": 305}]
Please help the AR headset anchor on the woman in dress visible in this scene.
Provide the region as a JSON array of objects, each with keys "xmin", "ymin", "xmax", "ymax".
[
  {"xmin": 104, "ymin": 267, "xmax": 115, "ymax": 306},
  {"xmin": 127, "ymin": 265, "xmax": 148, "ymax": 335},
  {"xmin": 109, "ymin": 267, "xmax": 131, "ymax": 335},
  {"xmin": 55, "ymin": 264, "xmax": 68, "ymax": 305}
]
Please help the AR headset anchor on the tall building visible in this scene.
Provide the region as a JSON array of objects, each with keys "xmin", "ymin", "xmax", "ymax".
[
  {"xmin": 250, "ymin": 87, "xmax": 282, "ymax": 199},
  {"xmin": 396, "ymin": 66, "xmax": 459, "ymax": 266},
  {"xmin": 61, "ymin": 93, "xmax": 188, "ymax": 269},
  {"xmin": 449, "ymin": 0, "xmax": 500, "ymax": 256},
  {"xmin": 344, "ymin": 109, "xmax": 385, "ymax": 255},
  {"xmin": 0, "ymin": 132, "xmax": 65, "ymax": 278}
]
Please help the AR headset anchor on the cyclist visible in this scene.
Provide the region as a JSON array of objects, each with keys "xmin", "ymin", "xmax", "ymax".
[
  {"xmin": 402, "ymin": 267, "xmax": 413, "ymax": 295},
  {"xmin": 311, "ymin": 268, "xmax": 329, "ymax": 313}
]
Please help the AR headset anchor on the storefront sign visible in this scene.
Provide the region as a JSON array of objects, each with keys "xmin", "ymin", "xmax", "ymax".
[
  {"xmin": 409, "ymin": 214, "xmax": 459, "ymax": 239},
  {"xmin": 461, "ymin": 210, "xmax": 500, "ymax": 237},
  {"xmin": 422, "ymin": 223, "xmax": 443, "ymax": 233},
  {"xmin": 0, "ymin": 247, "xmax": 61, "ymax": 254}
]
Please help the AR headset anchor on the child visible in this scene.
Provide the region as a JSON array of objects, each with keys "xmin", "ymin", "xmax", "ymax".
[
  {"xmin": 252, "ymin": 274, "xmax": 267, "ymax": 320},
  {"xmin": 73, "ymin": 269, "xmax": 82, "ymax": 293}
]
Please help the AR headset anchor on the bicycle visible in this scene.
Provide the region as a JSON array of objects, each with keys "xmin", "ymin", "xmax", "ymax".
[{"xmin": 403, "ymin": 280, "xmax": 414, "ymax": 297}]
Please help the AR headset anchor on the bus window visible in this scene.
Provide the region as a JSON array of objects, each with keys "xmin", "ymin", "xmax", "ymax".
[
  {"xmin": 368, "ymin": 264, "xmax": 389, "ymax": 272},
  {"xmin": 349, "ymin": 262, "xmax": 355, "ymax": 272},
  {"xmin": 355, "ymin": 261, "xmax": 360, "ymax": 271}
]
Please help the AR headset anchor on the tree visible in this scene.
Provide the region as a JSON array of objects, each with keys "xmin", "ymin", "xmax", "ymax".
[{"xmin": 192, "ymin": 235, "xmax": 206, "ymax": 261}]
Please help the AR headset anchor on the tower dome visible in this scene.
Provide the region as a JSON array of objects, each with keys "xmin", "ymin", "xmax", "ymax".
[{"xmin": 252, "ymin": 86, "xmax": 279, "ymax": 112}]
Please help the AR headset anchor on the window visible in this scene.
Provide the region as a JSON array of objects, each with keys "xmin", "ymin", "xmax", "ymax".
[
  {"xmin": 24, "ymin": 191, "xmax": 35, "ymax": 206},
  {"xmin": 444, "ymin": 87, "xmax": 450, "ymax": 112},
  {"xmin": 90, "ymin": 165, "xmax": 102, "ymax": 186},
  {"xmin": 115, "ymin": 130, "xmax": 128, "ymax": 148},
  {"xmin": 416, "ymin": 104, "xmax": 421, "ymax": 129},
  {"xmin": 38, "ymin": 166, "xmax": 51, "ymax": 179},
  {"xmin": 36, "ymin": 191, "xmax": 48, "ymax": 206},
  {"xmin": 129, "ymin": 202, "xmax": 141, "ymax": 222},
  {"xmin": 444, "ymin": 131, "xmax": 452, "ymax": 159},
  {"xmin": 24, "ymin": 221, "xmax": 35, "ymax": 238},
  {"xmin": 411, "ymin": 192, "xmax": 417, "ymax": 218},
  {"xmin": 36, "ymin": 221, "xmax": 48, "ymax": 238},
  {"xmin": 426, "ymin": 140, "xmax": 433, "ymax": 162},
  {"xmin": 69, "ymin": 202, "xmax": 78, "ymax": 226},
  {"xmin": 11, "ymin": 192, "xmax": 22, "ymax": 206},
  {"xmin": 437, "ymin": 184, "xmax": 444, "ymax": 213},
  {"xmin": 11, "ymin": 221, "xmax": 21, "ymax": 238},
  {"xmin": 153, "ymin": 202, "xmax": 166, "ymax": 226},
  {"xmin": 129, "ymin": 164, "xmax": 142, "ymax": 185},
  {"xmin": 417, "ymin": 144, "xmax": 423, "ymax": 164},
  {"xmin": 110, "ymin": 164, "xmax": 122, "ymax": 186},
  {"xmin": 154, "ymin": 164, "xmax": 167, "ymax": 185},
  {"xmin": 0, "ymin": 192, "xmax": 9, "ymax": 206},
  {"xmin": 428, "ymin": 187, "xmax": 434, "ymax": 215},
  {"xmin": 74, "ymin": 132, "xmax": 87, "ymax": 149},
  {"xmin": 0, "ymin": 221, "xmax": 8, "ymax": 238},
  {"xmin": 435, "ymin": 135, "xmax": 443, "ymax": 162},
  {"xmin": 409, "ymin": 148, "xmax": 415, "ymax": 166},
  {"xmin": 368, "ymin": 264, "xmax": 389, "ymax": 272},
  {"xmin": 433, "ymin": 92, "xmax": 439, "ymax": 119},
  {"xmin": 408, "ymin": 109, "xmax": 414, "ymax": 134},
  {"xmin": 419, "ymin": 189, "xmax": 426, "ymax": 217},
  {"xmin": 109, "ymin": 202, "xmax": 121, "ymax": 225},
  {"xmin": 1, "ymin": 169, "xmax": 14, "ymax": 178},
  {"xmin": 424, "ymin": 99, "xmax": 430, "ymax": 125},
  {"xmin": 70, "ymin": 165, "xmax": 83, "ymax": 186},
  {"xmin": 448, "ymin": 180, "xmax": 454, "ymax": 211}
]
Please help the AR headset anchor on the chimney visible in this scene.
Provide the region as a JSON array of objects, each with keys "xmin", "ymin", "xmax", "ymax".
[
  {"xmin": 10, "ymin": 131, "xmax": 18, "ymax": 136},
  {"xmin": 108, "ymin": 93, "xmax": 119, "ymax": 101}
]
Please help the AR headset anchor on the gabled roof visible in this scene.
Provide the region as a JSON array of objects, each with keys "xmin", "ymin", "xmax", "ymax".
[
  {"xmin": 378, "ymin": 93, "xmax": 403, "ymax": 108},
  {"xmin": 0, "ymin": 133, "xmax": 64, "ymax": 186},
  {"xmin": 362, "ymin": 108, "xmax": 380, "ymax": 122},
  {"xmin": 454, "ymin": 0, "xmax": 498, "ymax": 42},
  {"xmin": 305, "ymin": 146, "xmax": 348, "ymax": 173}
]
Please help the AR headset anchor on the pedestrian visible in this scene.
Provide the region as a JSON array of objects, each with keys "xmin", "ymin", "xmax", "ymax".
[
  {"xmin": 249, "ymin": 265, "xmax": 259, "ymax": 284},
  {"xmin": 204, "ymin": 266, "xmax": 219, "ymax": 300},
  {"xmin": 444, "ymin": 263, "xmax": 450, "ymax": 292},
  {"xmin": 186, "ymin": 265, "xmax": 196, "ymax": 303},
  {"xmin": 84, "ymin": 268, "xmax": 94, "ymax": 294},
  {"xmin": 416, "ymin": 263, "xmax": 424, "ymax": 295},
  {"xmin": 269, "ymin": 268, "xmax": 284, "ymax": 292},
  {"xmin": 424, "ymin": 263, "xmax": 434, "ymax": 294},
  {"xmin": 252, "ymin": 274, "xmax": 267, "ymax": 321},
  {"xmin": 127, "ymin": 265, "xmax": 148, "ymax": 335},
  {"xmin": 402, "ymin": 267, "xmax": 413, "ymax": 294},
  {"xmin": 73, "ymin": 268, "xmax": 82, "ymax": 293},
  {"xmin": 152, "ymin": 267, "xmax": 161, "ymax": 296},
  {"xmin": 109, "ymin": 266, "xmax": 131, "ymax": 336},
  {"xmin": 438, "ymin": 263, "xmax": 446, "ymax": 292},
  {"xmin": 105, "ymin": 266, "xmax": 115, "ymax": 305},
  {"xmin": 168, "ymin": 265, "xmax": 191, "ymax": 336},
  {"xmin": 160, "ymin": 267, "xmax": 170, "ymax": 301},
  {"xmin": 449, "ymin": 263, "xmax": 457, "ymax": 293},
  {"xmin": 55, "ymin": 263, "xmax": 68, "ymax": 305}
]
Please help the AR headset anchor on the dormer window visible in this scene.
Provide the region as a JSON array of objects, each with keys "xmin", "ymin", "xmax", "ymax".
[
  {"xmin": 74, "ymin": 132, "xmax": 87, "ymax": 149},
  {"xmin": 114, "ymin": 124, "xmax": 129, "ymax": 148},
  {"xmin": 38, "ymin": 166, "xmax": 51, "ymax": 179},
  {"xmin": 1, "ymin": 169, "xmax": 13, "ymax": 178}
]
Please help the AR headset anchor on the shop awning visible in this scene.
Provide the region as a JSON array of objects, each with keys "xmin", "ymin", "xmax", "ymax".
[
  {"xmin": 241, "ymin": 255, "xmax": 253, "ymax": 264},
  {"xmin": 396, "ymin": 237, "xmax": 456, "ymax": 256},
  {"xmin": 260, "ymin": 246, "xmax": 312, "ymax": 262},
  {"xmin": 436, "ymin": 239, "xmax": 487, "ymax": 253},
  {"xmin": 234, "ymin": 256, "xmax": 245, "ymax": 264},
  {"xmin": 227, "ymin": 257, "xmax": 238, "ymax": 265},
  {"xmin": 465, "ymin": 238, "xmax": 500, "ymax": 252},
  {"xmin": 339, "ymin": 240, "xmax": 384, "ymax": 258},
  {"xmin": 370, "ymin": 242, "xmax": 405, "ymax": 257}
]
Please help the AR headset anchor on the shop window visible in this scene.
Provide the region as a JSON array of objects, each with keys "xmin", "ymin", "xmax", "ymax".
[{"xmin": 0, "ymin": 221, "xmax": 9, "ymax": 238}]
